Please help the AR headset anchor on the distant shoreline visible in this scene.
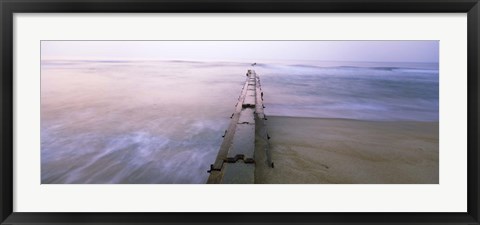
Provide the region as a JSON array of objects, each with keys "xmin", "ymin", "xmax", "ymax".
[{"xmin": 262, "ymin": 115, "xmax": 439, "ymax": 123}]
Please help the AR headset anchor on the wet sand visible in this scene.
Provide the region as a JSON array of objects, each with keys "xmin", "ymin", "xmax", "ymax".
[{"xmin": 254, "ymin": 116, "xmax": 439, "ymax": 184}]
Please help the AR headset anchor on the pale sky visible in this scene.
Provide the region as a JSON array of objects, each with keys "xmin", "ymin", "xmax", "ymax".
[{"xmin": 41, "ymin": 41, "xmax": 439, "ymax": 63}]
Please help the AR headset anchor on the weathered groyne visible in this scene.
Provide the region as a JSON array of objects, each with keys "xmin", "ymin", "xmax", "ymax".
[{"xmin": 207, "ymin": 69, "xmax": 273, "ymax": 184}]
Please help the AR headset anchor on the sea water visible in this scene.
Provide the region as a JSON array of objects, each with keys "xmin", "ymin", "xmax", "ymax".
[
  {"xmin": 258, "ymin": 61, "xmax": 439, "ymax": 121},
  {"xmin": 41, "ymin": 60, "xmax": 438, "ymax": 183}
]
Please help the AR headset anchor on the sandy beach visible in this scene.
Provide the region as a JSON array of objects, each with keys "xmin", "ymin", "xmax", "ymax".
[{"xmin": 254, "ymin": 116, "xmax": 439, "ymax": 184}]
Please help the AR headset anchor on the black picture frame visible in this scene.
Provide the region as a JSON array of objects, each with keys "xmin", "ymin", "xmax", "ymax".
[{"xmin": 1, "ymin": 0, "xmax": 479, "ymax": 224}]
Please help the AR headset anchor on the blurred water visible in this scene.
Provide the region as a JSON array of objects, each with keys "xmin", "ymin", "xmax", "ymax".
[
  {"xmin": 256, "ymin": 61, "xmax": 439, "ymax": 121},
  {"xmin": 41, "ymin": 60, "xmax": 438, "ymax": 184}
]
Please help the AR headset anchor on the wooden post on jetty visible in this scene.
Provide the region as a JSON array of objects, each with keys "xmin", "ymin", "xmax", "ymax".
[{"xmin": 207, "ymin": 69, "xmax": 273, "ymax": 184}]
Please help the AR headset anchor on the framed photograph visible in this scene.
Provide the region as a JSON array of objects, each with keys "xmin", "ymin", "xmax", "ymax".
[{"xmin": 1, "ymin": 0, "xmax": 479, "ymax": 224}]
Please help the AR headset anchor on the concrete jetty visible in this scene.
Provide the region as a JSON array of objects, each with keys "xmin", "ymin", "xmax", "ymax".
[{"xmin": 207, "ymin": 69, "xmax": 273, "ymax": 184}]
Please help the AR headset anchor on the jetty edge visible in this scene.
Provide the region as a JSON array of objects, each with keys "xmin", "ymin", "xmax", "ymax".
[{"xmin": 207, "ymin": 69, "xmax": 273, "ymax": 184}]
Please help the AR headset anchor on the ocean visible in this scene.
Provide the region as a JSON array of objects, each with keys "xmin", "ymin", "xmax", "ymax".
[{"xmin": 41, "ymin": 60, "xmax": 439, "ymax": 184}]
